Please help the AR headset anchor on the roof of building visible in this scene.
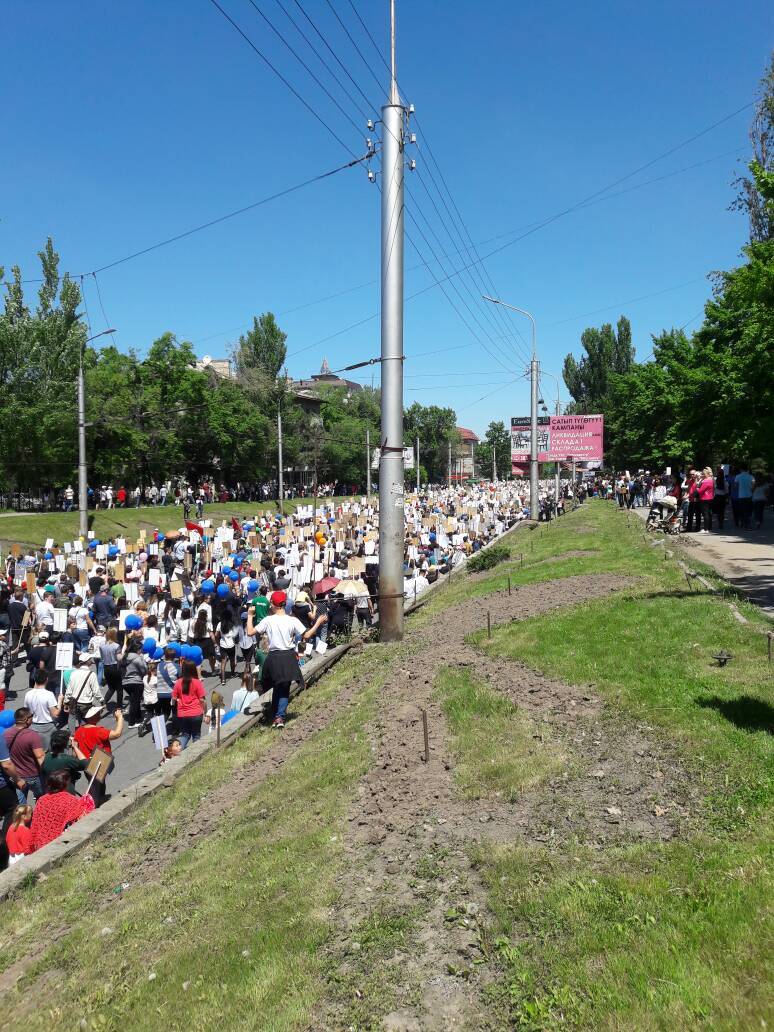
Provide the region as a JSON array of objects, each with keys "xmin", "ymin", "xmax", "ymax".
[{"xmin": 457, "ymin": 426, "xmax": 479, "ymax": 443}]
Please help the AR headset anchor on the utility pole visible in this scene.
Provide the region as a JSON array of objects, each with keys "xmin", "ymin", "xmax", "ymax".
[
  {"xmin": 366, "ymin": 427, "xmax": 371, "ymax": 498},
  {"xmin": 554, "ymin": 398, "xmax": 561, "ymax": 504},
  {"xmin": 77, "ymin": 358, "xmax": 88, "ymax": 539},
  {"xmin": 447, "ymin": 440, "xmax": 452, "ymax": 489},
  {"xmin": 77, "ymin": 328, "xmax": 115, "ymax": 538},
  {"xmin": 416, "ymin": 436, "xmax": 420, "ymax": 494},
  {"xmin": 530, "ymin": 355, "xmax": 539, "ymax": 517},
  {"xmin": 277, "ymin": 407, "xmax": 284, "ymax": 515},
  {"xmin": 481, "ymin": 296, "xmax": 538, "ymax": 516},
  {"xmin": 492, "ymin": 444, "xmax": 496, "ymax": 483},
  {"xmin": 377, "ymin": 0, "xmax": 406, "ymax": 642}
]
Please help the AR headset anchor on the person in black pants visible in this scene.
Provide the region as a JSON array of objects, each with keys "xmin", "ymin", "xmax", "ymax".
[{"xmin": 0, "ymin": 739, "xmax": 26, "ymax": 870}]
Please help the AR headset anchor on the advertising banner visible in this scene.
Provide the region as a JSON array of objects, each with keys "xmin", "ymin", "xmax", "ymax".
[{"xmin": 511, "ymin": 415, "xmax": 603, "ymax": 472}]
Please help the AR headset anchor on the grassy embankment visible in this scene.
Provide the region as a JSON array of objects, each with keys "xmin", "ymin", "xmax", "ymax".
[
  {"xmin": 0, "ymin": 497, "xmax": 347, "ymax": 551},
  {"xmin": 434, "ymin": 501, "xmax": 773, "ymax": 1029},
  {"xmin": 0, "ymin": 644, "xmax": 393, "ymax": 1031}
]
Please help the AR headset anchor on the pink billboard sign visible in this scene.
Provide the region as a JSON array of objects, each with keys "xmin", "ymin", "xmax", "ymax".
[{"xmin": 511, "ymin": 414, "xmax": 603, "ymax": 471}]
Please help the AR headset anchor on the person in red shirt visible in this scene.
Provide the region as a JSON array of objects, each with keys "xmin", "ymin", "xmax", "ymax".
[
  {"xmin": 73, "ymin": 706, "xmax": 123, "ymax": 806},
  {"xmin": 171, "ymin": 660, "xmax": 206, "ymax": 748},
  {"xmin": 116, "ymin": 487, "xmax": 127, "ymax": 508},
  {"xmin": 6, "ymin": 804, "xmax": 33, "ymax": 864},
  {"xmin": 30, "ymin": 770, "xmax": 95, "ymax": 851}
]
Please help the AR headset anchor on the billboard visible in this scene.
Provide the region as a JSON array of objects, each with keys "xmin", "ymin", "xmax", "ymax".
[{"xmin": 511, "ymin": 415, "xmax": 603, "ymax": 472}]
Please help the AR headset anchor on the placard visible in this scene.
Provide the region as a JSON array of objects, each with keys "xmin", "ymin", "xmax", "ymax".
[
  {"xmin": 169, "ymin": 578, "xmax": 184, "ymax": 599},
  {"xmin": 86, "ymin": 746, "xmax": 112, "ymax": 782},
  {"xmin": 52, "ymin": 609, "xmax": 68, "ymax": 634},
  {"xmin": 55, "ymin": 642, "xmax": 74, "ymax": 670}
]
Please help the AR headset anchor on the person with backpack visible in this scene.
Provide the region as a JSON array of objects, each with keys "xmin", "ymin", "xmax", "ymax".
[
  {"xmin": 171, "ymin": 660, "xmax": 206, "ymax": 748},
  {"xmin": 63, "ymin": 653, "xmax": 104, "ymax": 729}
]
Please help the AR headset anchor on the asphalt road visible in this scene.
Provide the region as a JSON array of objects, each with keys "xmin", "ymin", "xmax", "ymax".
[{"xmin": 4, "ymin": 660, "xmax": 251, "ymax": 793}]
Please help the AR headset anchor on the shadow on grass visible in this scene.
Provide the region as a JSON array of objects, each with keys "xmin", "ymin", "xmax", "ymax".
[
  {"xmin": 696, "ymin": 694, "xmax": 774, "ymax": 735},
  {"xmin": 636, "ymin": 589, "xmax": 720, "ymax": 601}
]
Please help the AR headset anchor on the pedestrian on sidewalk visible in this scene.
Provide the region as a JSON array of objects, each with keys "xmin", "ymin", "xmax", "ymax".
[
  {"xmin": 752, "ymin": 476, "xmax": 770, "ymax": 529},
  {"xmin": 249, "ymin": 590, "xmax": 311, "ymax": 730},
  {"xmin": 697, "ymin": 468, "xmax": 715, "ymax": 533},
  {"xmin": 712, "ymin": 466, "xmax": 728, "ymax": 530},
  {"xmin": 735, "ymin": 464, "xmax": 754, "ymax": 529}
]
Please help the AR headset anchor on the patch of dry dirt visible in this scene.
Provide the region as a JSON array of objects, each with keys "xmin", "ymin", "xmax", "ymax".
[{"xmin": 318, "ymin": 574, "xmax": 698, "ymax": 1030}]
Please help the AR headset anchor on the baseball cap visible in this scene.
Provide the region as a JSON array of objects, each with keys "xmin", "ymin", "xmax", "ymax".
[
  {"xmin": 270, "ymin": 590, "xmax": 287, "ymax": 607},
  {"xmin": 38, "ymin": 631, "xmax": 50, "ymax": 641},
  {"xmin": 78, "ymin": 651, "xmax": 100, "ymax": 664},
  {"xmin": 84, "ymin": 704, "xmax": 105, "ymax": 720}
]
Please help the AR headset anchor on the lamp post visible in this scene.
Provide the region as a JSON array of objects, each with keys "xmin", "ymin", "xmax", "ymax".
[
  {"xmin": 78, "ymin": 328, "xmax": 116, "ymax": 538},
  {"xmin": 482, "ymin": 296, "xmax": 538, "ymax": 513}
]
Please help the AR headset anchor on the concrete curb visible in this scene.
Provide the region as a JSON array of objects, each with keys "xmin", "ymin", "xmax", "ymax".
[{"xmin": 0, "ymin": 516, "xmax": 528, "ymax": 900}]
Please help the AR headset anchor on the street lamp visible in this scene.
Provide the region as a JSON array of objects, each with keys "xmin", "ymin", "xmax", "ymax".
[
  {"xmin": 482, "ymin": 295, "xmax": 539, "ymax": 513},
  {"xmin": 78, "ymin": 328, "xmax": 116, "ymax": 537}
]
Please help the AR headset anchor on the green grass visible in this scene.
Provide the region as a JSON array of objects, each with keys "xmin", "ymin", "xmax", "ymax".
[
  {"xmin": 436, "ymin": 666, "xmax": 562, "ymax": 801},
  {"xmin": 0, "ymin": 644, "xmax": 396, "ymax": 1031},
  {"xmin": 0, "ymin": 496, "xmax": 350, "ymax": 550},
  {"xmin": 477, "ymin": 828, "xmax": 773, "ymax": 1031},
  {"xmin": 424, "ymin": 502, "xmax": 668, "ymax": 611},
  {"xmin": 459, "ymin": 501, "xmax": 774, "ymax": 1029}
]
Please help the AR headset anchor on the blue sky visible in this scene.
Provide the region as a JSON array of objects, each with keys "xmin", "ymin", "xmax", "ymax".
[{"xmin": 2, "ymin": 0, "xmax": 770, "ymax": 436}]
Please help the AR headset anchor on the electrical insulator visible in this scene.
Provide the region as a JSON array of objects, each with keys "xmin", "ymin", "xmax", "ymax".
[
  {"xmin": 408, "ymin": 103, "xmax": 415, "ymax": 114},
  {"xmin": 366, "ymin": 119, "xmax": 375, "ymax": 130},
  {"xmin": 409, "ymin": 132, "xmax": 417, "ymax": 145},
  {"xmin": 367, "ymin": 169, "xmax": 376, "ymax": 183},
  {"xmin": 408, "ymin": 159, "xmax": 417, "ymax": 171},
  {"xmin": 366, "ymin": 137, "xmax": 373, "ymax": 152}
]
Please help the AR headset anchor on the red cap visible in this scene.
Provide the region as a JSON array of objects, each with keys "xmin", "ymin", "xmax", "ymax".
[{"xmin": 270, "ymin": 590, "xmax": 287, "ymax": 607}]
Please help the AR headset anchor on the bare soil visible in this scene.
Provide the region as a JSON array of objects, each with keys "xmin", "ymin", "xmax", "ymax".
[{"xmin": 317, "ymin": 574, "xmax": 698, "ymax": 1030}]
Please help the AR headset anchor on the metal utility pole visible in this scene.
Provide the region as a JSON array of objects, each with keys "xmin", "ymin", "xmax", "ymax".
[
  {"xmin": 78, "ymin": 328, "xmax": 115, "ymax": 538},
  {"xmin": 366, "ymin": 427, "xmax": 371, "ymax": 498},
  {"xmin": 377, "ymin": 0, "xmax": 406, "ymax": 642},
  {"xmin": 415, "ymin": 436, "xmax": 420, "ymax": 494},
  {"xmin": 481, "ymin": 296, "xmax": 538, "ymax": 515},
  {"xmin": 554, "ymin": 398, "xmax": 561, "ymax": 504},
  {"xmin": 277, "ymin": 408, "xmax": 284, "ymax": 515},
  {"xmin": 492, "ymin": 444, "xmax": 497, "ymax": 482},
  {"xmin": 447, "ymin": 440, "xmax": 452, "ymax": 489}
]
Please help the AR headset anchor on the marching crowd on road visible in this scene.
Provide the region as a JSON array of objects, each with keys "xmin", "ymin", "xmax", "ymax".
[{"xmin": 0, "ymin": 481, "xmax": 538, "ymax": 870}]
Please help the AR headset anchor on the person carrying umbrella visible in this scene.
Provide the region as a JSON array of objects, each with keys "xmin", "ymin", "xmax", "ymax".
[{"xmin": 246, "ymin": 590, "xmax": 312, "ymax": 729}]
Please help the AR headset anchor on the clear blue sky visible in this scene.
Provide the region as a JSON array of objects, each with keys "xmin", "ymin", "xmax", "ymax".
[{"xmin": 2, "ymin": 0, "xmax": 771, "ymax": 436}]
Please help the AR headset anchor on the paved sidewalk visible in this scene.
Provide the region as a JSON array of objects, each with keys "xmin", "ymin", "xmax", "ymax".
[{"xmin": 633, "ymin": 505, "xmax": 774, "ymax": 617}]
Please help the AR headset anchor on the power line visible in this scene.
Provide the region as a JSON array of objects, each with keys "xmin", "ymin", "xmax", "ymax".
[
  {"xmin": 206, "ymin": 0, "xmax": 356, "ymax": 153},
  {"xmin": 323, "ymin": 0, "xmax": 385, "ymax": 98},
  {"xmin": 551, "ymin": 276, "xmax": 707, "ymax": 325}
]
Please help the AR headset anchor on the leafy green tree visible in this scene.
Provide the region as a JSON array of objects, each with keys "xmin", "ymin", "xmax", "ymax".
[
  {"xmin": 233, "ymin": 312, "xmax": 287, "ymax": 393},
  {"xmin": 562, "ymin": 316, "xmax": 634, "ymax": 413},
  {"xmin": 475, "ymin": 420, "xmax": 511, "ymax": 478},
  {"xmin": 403, "ymin": 403, "xmax": 458, "ymax": 483},
  {"xmin": 0, "ymin": 240, "xmax": 84, "ymax": 491}
]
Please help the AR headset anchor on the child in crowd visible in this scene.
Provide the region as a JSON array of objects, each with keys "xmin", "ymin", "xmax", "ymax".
[
  {"xmin": 138, "ymin": 660, "xmax": 159, "ymax": 736},
  {"xmin": 204, "ymin": 690, "xmax": 226, "ymax": 733},
  {"xmin": 159, "ymin": 738, "xmax": 183, "ymax": 765},
  {"xmin": 6, "ymin": 804, "xmax": 34, "ymax": 864}
]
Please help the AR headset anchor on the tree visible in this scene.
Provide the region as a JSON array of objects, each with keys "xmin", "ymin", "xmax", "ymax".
[
  {"xmin": 233, "ymin": 312, "xmax": 288, "ymax": 394},
  {"xmin": 731, "ymin": 51, "xmax": 774, "ymax": 243},
  {"xmin": 403, "ymin": 403, "xmax": 458, "ymax": 484},
  {"xmin": 475, "ymin": 420, "xmax": 511, "ymax": 479},
  {"xmin": 0, "ymin": 240, "xmax": 85, "ymax": 491},
  {"xmin": 562, "ymin": 316, "xmax": 634, "ymax": 413}
]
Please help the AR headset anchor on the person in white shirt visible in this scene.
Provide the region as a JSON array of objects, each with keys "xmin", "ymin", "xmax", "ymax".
[
  {"xmin": 214, "ymin": 611, "xmax": 239, "ymax": 686},
  {"xmin": 26, "ymin": 669, "xmax": 62, "ymax": 750},
  {"xmin": 247, "ymin": 590, "xmax": 311, "ymax": 729},
  {"xmin": 231, "ymin": 672, "xmax": 261, "ymax": 714},
  {"xmin": 64, "ymin": 653, "xmax": 104, "ymax": 729},
  {"xmin": 34, "ymin": 590, "xmax": 55, "ymax": 632}
]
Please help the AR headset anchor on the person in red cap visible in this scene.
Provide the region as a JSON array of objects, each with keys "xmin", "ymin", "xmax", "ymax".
[{"xmin": 247, "ymin": 590, "xmax": 311, "ymax": 729}]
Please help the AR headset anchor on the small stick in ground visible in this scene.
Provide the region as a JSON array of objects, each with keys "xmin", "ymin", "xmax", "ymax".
[
  {"xmin": 487, "ymin": 611, "xmax": 492, "ymax": 638},
  {"xmin": 421, "ymin": 708, "xmax": 429, "ymax": 763}
]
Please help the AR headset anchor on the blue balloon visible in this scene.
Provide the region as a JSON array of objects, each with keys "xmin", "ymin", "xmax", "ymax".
[
  {"xmin": 153, "ymin": 646, "xmax": 165, "ymax": 660},
  {"xmin": 108, "ymin": 545, "xmax": 120, "ymax": 557},
  {"xmin": 228, "ymin": 570, "xmax": 240, "ymax": 582},
  {"xmin": 180, "ymin": 644, "xmax": 194, "ymax": 661},
  {"xmin": 189, "ymin": 645, "xmax": 203, "ymax": 665},
  {"xmin": 217, "ymin": 583, "xmax": 230, "ymax": 598},
  {"xmin": 0, "ymin": 710, "xmax": 15, "ymax": 729},
  {"xmin": 88, "ymin": 539, "xmax": 100, "ymax": 549},
  {"xmin": 142, "ymin": 637, "xmax": 157, "ymax": 655},
  {"xmin": 157, "ymin": 532, "xmax": 165, "ymax": 543},
  {"xmin": 247, "ymin": 579, "xmax": 259, "ymax": 593},
  {"xmin": 167, "ymin": 641, "xmax": 181, "ymax": 656},
  {"xmin": 125, "ymin": 614, "xmax": 143, "ymax": 631},
  {"xmin": 220, "ymin": 563, "xmax": 231, "ymax": 573},
  {"xmin": 201, "ymin": 579, "xmax": 215, "ymax": 595},
  {"xmin": 44, "ymin": 550, "xmax": 53, "ymax": 560}
]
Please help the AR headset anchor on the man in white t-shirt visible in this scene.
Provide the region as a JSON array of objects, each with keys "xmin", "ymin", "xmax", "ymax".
[
  {"xmin": 26, "ymin": 669, "xmax": 62, "ymax": 750},
  {"xmin": 250, "ymin": 591, "xmax": 311, "ymax": 729},
  {"xmin": 34, "ymin": 589, "xmax": 55, "ymax": 632}
]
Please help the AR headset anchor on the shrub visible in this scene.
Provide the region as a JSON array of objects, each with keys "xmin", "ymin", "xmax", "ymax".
[{"xmin": 467, "ymin": 545, "xmax": 509, "ymax": 573}]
